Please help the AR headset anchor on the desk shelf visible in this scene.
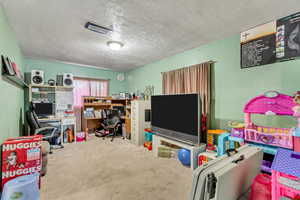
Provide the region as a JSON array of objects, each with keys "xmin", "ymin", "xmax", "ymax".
[{"xmin": 85, "ymin": 117, "xmax": 102, "ymax": 120}]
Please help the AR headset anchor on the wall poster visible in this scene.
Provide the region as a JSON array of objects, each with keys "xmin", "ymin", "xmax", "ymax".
[
  {"xmin": 241, "ymin": 12, "xmax": 300, "ymax": 69},
  {"xmin": 276, "ymin": 12, "xmax": 300, "ymax": 61}
]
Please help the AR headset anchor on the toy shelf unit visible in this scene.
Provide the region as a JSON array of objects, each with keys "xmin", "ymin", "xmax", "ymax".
[{"xmin": 243, "ymin": 91, "xmax": 298, "ymax": 150}]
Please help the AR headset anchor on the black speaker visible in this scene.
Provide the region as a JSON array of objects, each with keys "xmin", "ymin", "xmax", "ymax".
[{"xmin": 56, "ymin": 75, "xmax": 63, "ymax": 86}]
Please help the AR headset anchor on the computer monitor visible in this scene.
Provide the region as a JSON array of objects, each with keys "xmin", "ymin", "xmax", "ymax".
[{"xmin": 34, "ymin": 103, "xmax": 55, "ymax": 117}]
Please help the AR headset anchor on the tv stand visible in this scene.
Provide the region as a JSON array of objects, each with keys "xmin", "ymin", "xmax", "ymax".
[{"xmin": 152, "ymin": 134, "xmax": 206, "ymax": 170}]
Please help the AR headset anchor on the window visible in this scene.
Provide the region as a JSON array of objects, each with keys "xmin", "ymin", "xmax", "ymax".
[
  {"xmin": 73, "ymin": 77, "xmax": 109, "ymax": 131},
  {"xmin": 73, "ymin": 77, "xmax": 109, "ymax": 108}
]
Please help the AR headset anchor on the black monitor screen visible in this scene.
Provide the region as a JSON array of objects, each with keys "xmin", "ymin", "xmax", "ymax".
[
  {"xmin": 34, "ymin": 103, "xmax": 54, "ymax": 116},
  {"xmin": 151, "ymin": 94, "xmax": 200, "ymax": 136}
]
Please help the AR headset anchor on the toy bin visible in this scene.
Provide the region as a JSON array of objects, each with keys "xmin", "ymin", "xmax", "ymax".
[
  {"xmin": 144, "ymin": 129, "xmax": 154, "ymax": 141},
  {"xmin": 144, "ymin": 132, "xmax": 154, "ymax": 142},
  {"xmin": 144, "ymin": 129, "xmax": 154, "ymax": 151},
  {"xmin": 198, "ymin": 152, "xmax": 217, "ymax": 166},
  {"xmin": 207, "ymin": 129, "xmax": 227, "ymax": 145},
  {"xmin": 271, "ymin": 149, "xmax": 300, "ymax": 200},
  {"xmin": 76, "ymin": 132, "xmax": 86, "ymax": 142},
  {"xmin": 294, "ymin": 128, "xmax": 300, "ymax": 153}
]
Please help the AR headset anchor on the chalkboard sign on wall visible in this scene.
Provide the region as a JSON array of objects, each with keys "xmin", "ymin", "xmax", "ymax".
[
  {"xmin": 241, "ymin": 12, "xmax": 300, "ymax": 69},
  {"xmin": 241, "ymin": 21, "xmax": 276, "ymax": 68}
]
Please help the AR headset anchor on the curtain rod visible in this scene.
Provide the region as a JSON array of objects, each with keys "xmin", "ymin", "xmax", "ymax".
[
  {"xmin": 161, "ymin": 60, "xmax": 217, "ymax": 74},
  {"xmin": 207, "ymin": 60, "xmax": 217, "ymax": 63},
  {"xmin": 74, "ymin": 76, "xmax": 111, "ymax": 81}
]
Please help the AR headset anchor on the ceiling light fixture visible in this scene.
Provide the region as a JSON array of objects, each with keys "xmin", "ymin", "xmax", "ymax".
[{"xmin": 107, "ymin": 41, "xmax": 124, "ymax": 50}]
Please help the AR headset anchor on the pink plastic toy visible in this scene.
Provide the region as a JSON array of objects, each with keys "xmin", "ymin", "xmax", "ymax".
[
  {"xmin": 293, "ymin": 92, "xmax": 300, "ymax": 153},
  {"xmin": 243, "ymin": 91, "xmax": 298, "ymax": 149},
  {"xmin": 249, "ymin": 173, "xmax": 272, "ymax": 200},
  {"xmin": 76, "ymin": 132, "xmax": 86, "ymax": 142},
  {"xmin": 271, "ymin": 148, "xmax": 300, "ymax": 200}
]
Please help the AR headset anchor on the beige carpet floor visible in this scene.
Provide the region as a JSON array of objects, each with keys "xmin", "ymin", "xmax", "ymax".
[{"xmin": 41, "ymin": 136, "xmax": 192, "ymax": 200}]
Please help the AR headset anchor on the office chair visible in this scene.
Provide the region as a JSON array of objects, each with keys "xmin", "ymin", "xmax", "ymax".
[
  {"xmin": 96, "ymin": 110, "xmax": 123, "ymax": 142},
  {"xmin": 26, "ymin": 103, "xmax": 62, "ymax": 154}
]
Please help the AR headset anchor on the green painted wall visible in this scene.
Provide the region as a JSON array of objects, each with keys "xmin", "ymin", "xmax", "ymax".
[
  {"xmin": 25, "ymin": 59, "xmax": 127, "ymax": 95},
  {"xmin": 127, "ymin": 35, "xmax": 300, "ymax": 129},
  {"xmin": 0, "ymin": 6, "xmax": 25, "ymax": 142}
]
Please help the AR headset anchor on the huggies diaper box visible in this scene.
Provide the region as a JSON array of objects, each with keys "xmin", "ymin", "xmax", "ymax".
[{"xmin": 1, "ymin": 135, "xmax": 42, "ymax": 189}]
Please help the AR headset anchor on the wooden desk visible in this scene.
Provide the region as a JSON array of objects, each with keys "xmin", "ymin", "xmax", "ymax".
[{"xmin": 82, "ymin": 96, "xmax": 131, "ymax": 135}]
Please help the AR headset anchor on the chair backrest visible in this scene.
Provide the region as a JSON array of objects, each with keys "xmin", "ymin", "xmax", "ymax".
[
  {"xmin": 111, "ymin": 109, "xmax": 121, "ymax": 122},
  {"xmin": 103, "ymin": 109, "xmax": 121, "ymax": 127},
  {"xmin": 26, "ymin": 103, "xmax": 41, "ymax": 135}
]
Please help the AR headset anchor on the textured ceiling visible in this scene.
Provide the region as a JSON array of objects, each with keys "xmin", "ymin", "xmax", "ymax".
[{"xmin": 1, "ymin": 0, "xmax": 300, "ymax": 71}]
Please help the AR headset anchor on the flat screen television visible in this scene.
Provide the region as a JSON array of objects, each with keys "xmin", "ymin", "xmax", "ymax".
[{"xmin": 151, "ymin": 93, "xmax": 202, "ymax": 145}]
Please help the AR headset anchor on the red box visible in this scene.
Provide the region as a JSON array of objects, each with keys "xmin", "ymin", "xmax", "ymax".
[{"xmin": 1, "ymin": 135, "xmax": 42, "ymax": 189}]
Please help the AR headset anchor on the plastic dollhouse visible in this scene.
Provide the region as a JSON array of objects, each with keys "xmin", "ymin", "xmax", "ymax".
[{"xmin": 243, "ymin": 91, "xmax": 297, "ymax": 150}]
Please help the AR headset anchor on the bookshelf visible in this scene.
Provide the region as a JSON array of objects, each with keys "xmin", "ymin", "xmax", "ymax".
[{"xmin": 82, "ymin": 96, "xmax": 131, "ymax": 136}]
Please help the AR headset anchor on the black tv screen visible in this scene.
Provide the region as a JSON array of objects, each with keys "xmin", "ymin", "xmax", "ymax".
[{"xmin": 151, "ymin": 94, "xmax": 201, "ymax": 144}]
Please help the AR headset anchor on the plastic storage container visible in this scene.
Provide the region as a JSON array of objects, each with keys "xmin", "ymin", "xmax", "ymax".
[{"xmin": 1, "ymin": 173, "xmax": 40, "ymax": 200}]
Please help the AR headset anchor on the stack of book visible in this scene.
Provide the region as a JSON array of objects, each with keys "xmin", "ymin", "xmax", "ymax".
[
  {"xmin": 84, "ymin": 108, "xmax": 95, "ymax": 118},
  {"xmin": 94, "ymin": 110, "xmax": 102, "ymax": 118}
]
